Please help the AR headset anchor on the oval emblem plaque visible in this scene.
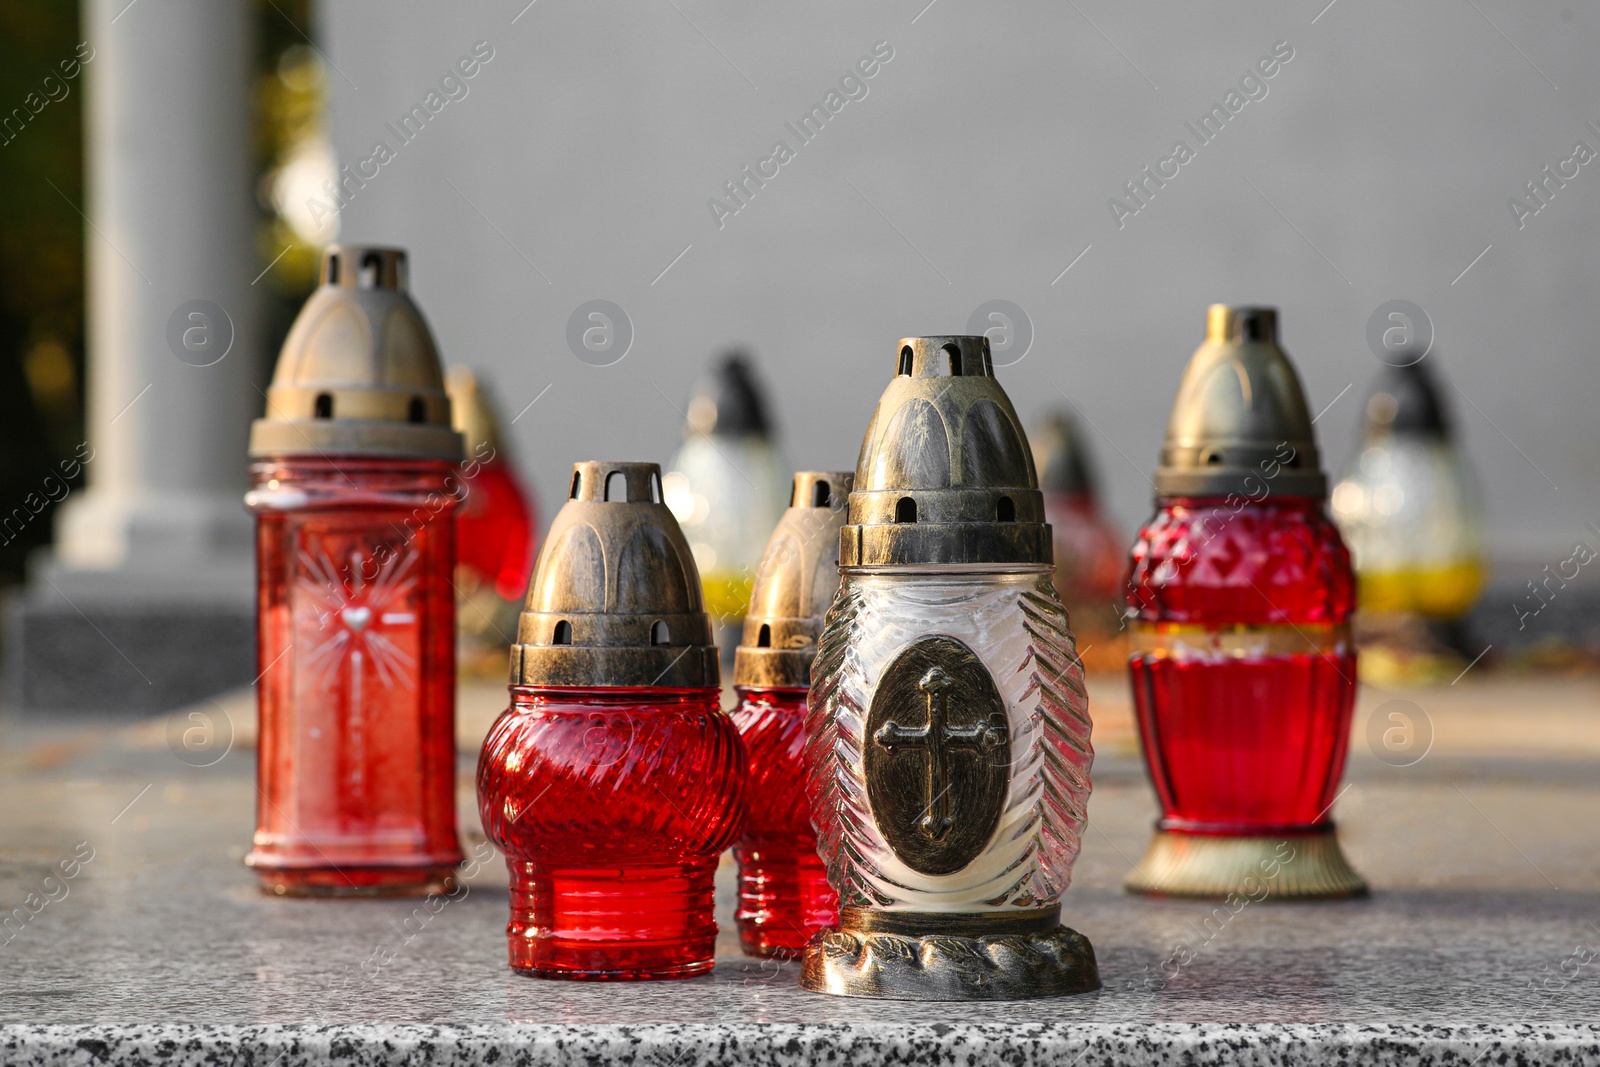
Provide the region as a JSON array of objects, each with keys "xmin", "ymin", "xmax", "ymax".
[{"xmin": 865, "ymin": 634, "xmax": 1010, "ymax": 876}]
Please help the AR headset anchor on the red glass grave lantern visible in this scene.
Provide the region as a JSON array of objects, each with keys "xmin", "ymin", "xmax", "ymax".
[
  {"xmin": 1125, "ymin": 305, "xmax": 1365, "ymax": 899},
  {"xmin": 246, "ymin": 246, "xmax": 465, "ymax": 896},
  {"xmin": 477, "ymin": 461, "xmax": 745, "ymax": 980},
  {"xmin": 446, "ymin": 367, "xmax": 539, "ymax": 673},
  {"xmin": 1032, "ymin": 410, "xmax": 1125, "ymax": 654},
  {"xmin": 730, "ymin": 470, "xmax": 851, "ymax": 958}
]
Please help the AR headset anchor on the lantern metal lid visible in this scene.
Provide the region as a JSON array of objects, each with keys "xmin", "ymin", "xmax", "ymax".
[
  {"xmin": 1361, "ymin": 358, "xmax": 1450, "ymax": 442},
  {"xmin": 511, "ymin": 461, "xmax": 719, "ymax": 689},
  {"xmin": 445, "ymin": 366, "xmax": 506, "ymax": 459},
  {"xmin": 733, "ymin": 470, "xmax": 853, "ymax": 689},
  {"xmin": 686, "ymin": 350, "xmax": 773, "ymax": 438},
  {"xmin": 1032, "ymin": 410, "xmax": 1097, "ymax": 498},
  {"xmin": 1154, "ymin": 305, "xmax": 1325, "ymax": 500},
  {"xmin": 840, "ymin": 336, "xmax": 1050, "ymax": 569},
  {"xmin": 249, "ymin": 245, "xmax": 463, "ymax": 462}
]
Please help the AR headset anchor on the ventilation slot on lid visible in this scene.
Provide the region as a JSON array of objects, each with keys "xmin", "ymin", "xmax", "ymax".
[{"xmin": 944, "ymin": 343, "xmax": 962, "ymax": 377}]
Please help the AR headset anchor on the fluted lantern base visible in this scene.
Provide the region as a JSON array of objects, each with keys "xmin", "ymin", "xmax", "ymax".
[
  {"xmin": 799, "ymin": 906, "xmax": 1099, "ymax": 1001},
  {"xmin": 1125, "ymin": 828, "xmax": 1368, "ymax": 900}
]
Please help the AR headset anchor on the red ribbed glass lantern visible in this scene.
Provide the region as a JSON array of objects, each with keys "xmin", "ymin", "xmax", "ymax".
[
  {"xmin": 477, "ymin": 461, "xmax": 744, "ymax": 980},
  {"xmin": 245, "ymin": 246, "xmax": 465, "ymax": 896},
  {"xmin": 1124, "ymin": 306, "xmax": 1365, "ymax": 899},
  {"xmin": 729, "ymin": 470, "xmax": 851, "ymax": 958}
]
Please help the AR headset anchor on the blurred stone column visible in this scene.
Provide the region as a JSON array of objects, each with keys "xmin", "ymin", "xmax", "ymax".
[{"xmin": 4, "ymin": 0, "xmax": 260, "ymax": 713}]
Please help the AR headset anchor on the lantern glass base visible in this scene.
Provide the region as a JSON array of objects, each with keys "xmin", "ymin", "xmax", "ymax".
[
  {"xmin": 799, "ymin": 907, "xmax": 1100, "ymax": 1001},
  {"xmin": 250, "ymin": 863, "xmax": 457, "ymax": 898},
  {"xmin": 1124, "ymin": 829, "xmax": 1368, "ymax": 900},
  {"xmin": 734, "ymin": 842, "xmax": 836, "ymax": 960},
  {"xmin": 505, "ymin": 862, "xmax": 719, "ymax": 981}
]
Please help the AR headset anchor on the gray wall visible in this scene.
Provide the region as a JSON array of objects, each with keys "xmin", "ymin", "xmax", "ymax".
[{"xmin": 320, "ymin": 0, "xmax": 1599, "ymax": 562}]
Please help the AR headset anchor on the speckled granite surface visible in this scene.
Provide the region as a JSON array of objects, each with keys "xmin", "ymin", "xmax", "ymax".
[
  {"xmin": 1, "ymin": 678, "xmax": 1598, "ymax": 1064},
  {"xmin": 6, "ymin": 1024, "xmax": 1600, "ymax": 1067}
]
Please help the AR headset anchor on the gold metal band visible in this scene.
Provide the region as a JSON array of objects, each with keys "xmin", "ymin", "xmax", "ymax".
[
  {"xmin": 838, "ymin": 905, "xmax": 1061, "ymax": 937},
  {"xmin": 1130, "ymin": 621, "xmax": 1350, "ymax": 659}
]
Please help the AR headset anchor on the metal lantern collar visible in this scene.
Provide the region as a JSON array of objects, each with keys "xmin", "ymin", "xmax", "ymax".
[
  {"xmin": 1154, "ymin": 305, "xmax": 1326, "ymax": 500},
  {"xmin": 840, "ymin": 336, "xmax": 1050, "ymax": 569},
  {"xmin": 249, "ymin": 245, "xmax": 463, "ymax": 462},
  {"xmin": 511, "ymin": 461, "xmax": 719, "ymax": 689},
  {"xmin": 686, "ymin": 351, "xmax": 772, "ymax": 438},
  {"xmin": 733, "ymin": 470, "xmax": 853, "ymax": 689},
  {"xmin": 1362, "ymin": 359, "xmax": 1450, "ymax": 442},
  {"xmin": 1032, "ymin": 410, "xmax": 1097, "ymax": 498}
]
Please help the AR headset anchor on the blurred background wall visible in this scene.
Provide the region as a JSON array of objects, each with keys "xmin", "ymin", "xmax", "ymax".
[
  {"xmin": 2, "ymin": 0, "xmax": 1598, "ymax": 707},
  {"xmin": 310, "ymin": 0, "xmax": 1598, "ymax": 564}
]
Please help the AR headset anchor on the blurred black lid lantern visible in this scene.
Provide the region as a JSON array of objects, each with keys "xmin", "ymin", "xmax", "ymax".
[
  {"xmin": 841, "ymin": 336, "xmax": 1049, "ymax": 568},
  {"xmin": 1032, "ymin": 411, "xmax": 1097, "ymax": 498},
  {"xmin": 1154, "ymin": 305, "xmax": 1325, "ymax": 500},
  {"xmin": 687, "ymin": 351, "xmax": 772, "ymax": 438},
  {"xmin": 1362, "ymin": 358, "xmax": 1450, "ymax": 440}
]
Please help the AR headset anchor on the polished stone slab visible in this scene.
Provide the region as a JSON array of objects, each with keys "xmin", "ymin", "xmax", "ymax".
[{"xmin": 1, "ymin": 677, "xmax": 1597, "ymax": 1064}]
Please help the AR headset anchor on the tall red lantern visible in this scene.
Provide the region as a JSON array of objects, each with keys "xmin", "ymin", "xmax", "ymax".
[
  {"xmin": 1125, "ymin": 305, "xmax": 1365, "ymax": 899},
  {"xmin": 246, "ymin": 246, "xmax": 465, "ymax": 896}
]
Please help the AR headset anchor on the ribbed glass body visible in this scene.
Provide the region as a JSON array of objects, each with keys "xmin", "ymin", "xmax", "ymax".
[
  {"xmin": 246, "ymin": 457, "xmax": 463, "ymax": 895},
  {"xmin": 730, "ymin": 685, "xmax": 836, "ymax": 957},
  {"xmin": 806, "ymin": 569, "xmax": 1092, "ymax": 912},
  {"xmin": 477, "ymin": 686, "xmax": 746, "ymax": 980},
  {"xmin": 1127, "ymin": 497, "xmax": 1357, "ymax": 834}
]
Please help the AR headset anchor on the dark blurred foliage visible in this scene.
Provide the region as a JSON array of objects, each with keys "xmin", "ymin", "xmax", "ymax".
[
  {"xmin": 0, "ymin": 0, "xmax": 318, "ymax": 584},
  {"xmin": 0, "ymin": 0, "xmax": 86, "ymax": 580}
]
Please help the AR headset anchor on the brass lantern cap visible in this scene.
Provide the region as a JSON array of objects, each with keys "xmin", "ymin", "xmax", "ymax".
[
  {"xmin": 445, "ymin": 366, "xmax": 506, "ymax": 459},
  {"xmin": 249, "ymin": 245, "xmax": 464, "ymax": 461},
  {"xmin": 733, "ymin": 470, "xmax": 853, "ymax": 689},
  {"xmin": 511, "ymin": 461, "xmax": 719, "ymax": 689},
  {"xmin": 1154, "ymin": 305, "xmax": 1326, "ymax": 499},
  {"xmin": 840, "ymin": 336, "xmax": 1051, "ymax": 568}
]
